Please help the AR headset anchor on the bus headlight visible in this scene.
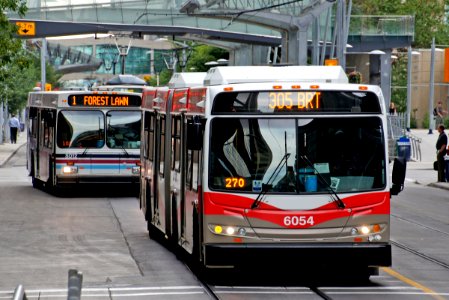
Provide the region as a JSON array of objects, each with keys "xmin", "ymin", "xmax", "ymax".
[
  {"xmin": 209, "ymin": 224, "xmax": 253, "ymax": 237},
  {"xmin": 350, "ymin": 224, "xmax": 386, "ymax": 240},
  {"xmin": 62, "ymin": 166, "xmax": 78, "ymax": 174}
]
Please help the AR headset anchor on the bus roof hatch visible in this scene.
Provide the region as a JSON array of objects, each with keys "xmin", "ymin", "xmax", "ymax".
[{"xmin": 168, "ymin": 72, "xmax": 207, "ymax": 88}]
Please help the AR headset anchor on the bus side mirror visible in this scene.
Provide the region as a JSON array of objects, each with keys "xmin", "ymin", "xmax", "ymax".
[
  {"xmin": 390, "ymin": 157, "xmax": 407, "ymax": 196},
  {"xmin": 187, "ymin": 117, "xmax": 203, "ymax": 150}
]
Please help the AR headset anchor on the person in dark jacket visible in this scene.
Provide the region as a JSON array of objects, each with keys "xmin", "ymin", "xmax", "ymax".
[{"xmin": 436, "ymin": 124, "xmax": 447, "ymax": 182}]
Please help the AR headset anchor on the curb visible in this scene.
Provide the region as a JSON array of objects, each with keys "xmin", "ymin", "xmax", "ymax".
[{"xmin": 0, "ymin": 143, "xmax": 26, "ymax": 168}]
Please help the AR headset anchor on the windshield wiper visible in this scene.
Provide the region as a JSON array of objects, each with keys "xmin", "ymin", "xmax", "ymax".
[
  {"xmin": 80, "ymin": 147, "xmax": 89, "ymax": 157},
  {"xmin": 299, "ymin": 155, "xmax": 345, "ymax": 209},
  {"xmin": 120, "ymin": 145, "xmax": 129, "ymax": 156},
  {"xmin": 251, "ymin": 153, "xmax": 290, "ymax": 209}
]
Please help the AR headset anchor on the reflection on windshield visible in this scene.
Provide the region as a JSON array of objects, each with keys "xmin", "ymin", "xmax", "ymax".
[
  {"xmin": 57, "ymin": 110, "xmax": 141, "ymax": 149},
  {"xmin": 209, "ymin": 117, "xmax": 385, "ymax": 194},
  {"xmin": 106, "ymin": 111, "xmax": 141, "ymax": 149},
  {"xmin": 57, "ymin": 110, "xmax": 104, "ymax": 148}
]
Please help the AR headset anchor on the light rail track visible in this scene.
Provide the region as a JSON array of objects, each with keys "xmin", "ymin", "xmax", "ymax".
[
  {"xmin": 195, "ymin": 269, "xmax": 334, "ymax": 300},
  {"xmin": 391, "ymin": 214, "xmax": 449, "ymax": 271},
  {"xmin": 392, "ymin": 214, "xmax": 449, "ymax": 237},
  {"xmin": 391, "ymin": 240, "xmax": 449, "ymax": 270}
]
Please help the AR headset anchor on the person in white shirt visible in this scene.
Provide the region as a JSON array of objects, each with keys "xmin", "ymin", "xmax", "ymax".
[{"xmin": 8, "ymin": 114, "xmax": 20, "ymax": 144}]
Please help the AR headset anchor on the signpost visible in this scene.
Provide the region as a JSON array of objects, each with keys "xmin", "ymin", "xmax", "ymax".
[{"xmin": 15, "ymin": 21, "xmax": 35, "ymax": 36}]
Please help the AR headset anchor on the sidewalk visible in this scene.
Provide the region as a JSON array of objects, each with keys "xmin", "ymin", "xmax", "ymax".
[
  {"xmin": 0, "ymin": 129, "xmax": 448, "ymax": 191},
  {"xmin": 0, "ymin": 132, "xmax": 27, "ymax": 167}
]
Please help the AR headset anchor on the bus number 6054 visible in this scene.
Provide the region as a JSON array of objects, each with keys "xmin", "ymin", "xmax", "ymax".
[{"xmin": 283, "ymin": 216, "xmax": 315, "ymax": 227}]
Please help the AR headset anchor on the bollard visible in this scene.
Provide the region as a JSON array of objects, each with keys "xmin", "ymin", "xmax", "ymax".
[
  {"xmin": 13, "ymin": 284, "xmax": 27, "ymax": 300},
  {"xmin": 67, "ymin": 269, "xmax": 83, "ymax": 300}
]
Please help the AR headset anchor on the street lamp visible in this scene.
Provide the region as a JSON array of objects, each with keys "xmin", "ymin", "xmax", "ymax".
[{"xmin": 156, "ymin": 38, "xmax": 192, "ymax": 73}]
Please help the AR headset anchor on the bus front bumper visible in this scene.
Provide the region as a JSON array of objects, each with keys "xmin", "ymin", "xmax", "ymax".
[{"xmin": 204, "ymin": 243, "xmax": 391, "ymax": 268}]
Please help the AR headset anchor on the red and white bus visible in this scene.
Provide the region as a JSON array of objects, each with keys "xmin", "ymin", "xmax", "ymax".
[
  {"xmin": 27, "ymin": 90, "xmax": 142, "ymax": 193},
  {"xmin": 139, "ymin": 66, "xmax": 406, "ymax": 278}
]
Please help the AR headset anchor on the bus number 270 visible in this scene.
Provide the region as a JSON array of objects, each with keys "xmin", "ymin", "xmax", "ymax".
[{"xmin": 283, "ymin": 216, "xmax": 315, "ymax": 227}]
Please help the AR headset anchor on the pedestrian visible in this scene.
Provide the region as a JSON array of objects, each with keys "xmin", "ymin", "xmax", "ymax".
[
  {"xmin": 8, "ymin": 114, "xmax": 20, "ymax": 144},
  {"xmin": 389, "ymin": 102, "xmax": 397, "ymax": 115},
  {"xmin": 434, "ymin": 101, "xmax": 447, "ymax": 129},
  {"xmin": 435, "ymin": 124, "xmax": 447, "ymax": 182}
]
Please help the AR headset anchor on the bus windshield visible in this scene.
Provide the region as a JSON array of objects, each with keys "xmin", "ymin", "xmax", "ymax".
[
  {"xmin": 56, "ymin": 110, "xmax": 141, "ymax": 149},
  {"xmin": 57, "ymin": 110, "xmax": 105, "ymax": 148},
  {"xmin": 106, "ymin": 111, "xmax": 141, "ymax": 149},
  {"xmin": 209, "ymin": 117, "xmax": 386, "ymax": 194}
]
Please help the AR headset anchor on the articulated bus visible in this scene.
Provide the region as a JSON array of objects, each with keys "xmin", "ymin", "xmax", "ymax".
[
  {"xmin": 139, "ymin": 66, "xmax": 406, "ymax": 279},
  {"xmin": 27, "ymin": 90, "xmax": 142, "ymax": 192}
]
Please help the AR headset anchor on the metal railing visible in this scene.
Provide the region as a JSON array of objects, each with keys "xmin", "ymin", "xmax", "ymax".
[
  {"xmin": 349, "ymin": 15, "xmax": 414, "ymax": 37},
  {"xmin": 387, "ymin": 113, "xmax": 422, "ymax": 162}
]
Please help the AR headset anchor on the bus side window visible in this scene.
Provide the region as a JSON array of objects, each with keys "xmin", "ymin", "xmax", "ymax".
[
  {"xmin": 143, "ymin": 112, "xmax": 150, "ymax": 159},
  {"xmin": 39, "ymin": 116, "xmax": 46, "ymax": 148},
  {"xmin": 172, "ymin": 116, "xmax": 181, "ymax": 171},
  {"xmin": 159, "ymin": 115, "xmax": 165, "ymax": 178},
  {"xmin": 187, "ymin": 148, "xmax": 201, "ymax": 191},
  {"xmin": 148, "ymin": 113, "xmax": 155, "ymax": 161}
]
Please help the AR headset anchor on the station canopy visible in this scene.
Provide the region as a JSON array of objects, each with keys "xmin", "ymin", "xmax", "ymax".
[{"xmin": 6, "ymin": 0, "xmax": 331, "ymax": 45}]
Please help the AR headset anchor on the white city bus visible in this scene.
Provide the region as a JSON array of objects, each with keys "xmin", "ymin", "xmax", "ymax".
[
  {"xmin": 27, "ymin": 90, "xmax": 142, "ymax": 193},
  {"xmin": 139, "ymin": 66, "xmax": 406, "ymax": 279}
]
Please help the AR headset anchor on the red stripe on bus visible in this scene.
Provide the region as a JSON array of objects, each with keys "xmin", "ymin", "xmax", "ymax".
[{"xmin": 56, "ymin": 159, "xmax": 139, "ymax": 164}]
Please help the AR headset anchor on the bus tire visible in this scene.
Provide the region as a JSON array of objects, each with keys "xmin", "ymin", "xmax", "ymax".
[
  {"xmin": 189, "ymin": 208, "xmax": 202, "ymax": 269},
  {"xmin": 145, "ymin": 181, "xmax": 152, "ymax": 221},
  {"xmin": 46, "ymin": 158, "xmax": 55, "ymax": 194},
  {"xmin": 32, "ymin": 176, "xmax": 40, "ymax": 189}
]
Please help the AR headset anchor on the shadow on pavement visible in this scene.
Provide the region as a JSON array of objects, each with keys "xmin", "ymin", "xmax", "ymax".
[{"xmin": 195, "ymin": 263, "xmax": 381, "ymax": 288}]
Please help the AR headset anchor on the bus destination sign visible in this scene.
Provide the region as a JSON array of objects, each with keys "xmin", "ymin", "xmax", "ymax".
[{"xmin": 68, "ymin": 94, "xmax": 141, "ymax": 107}]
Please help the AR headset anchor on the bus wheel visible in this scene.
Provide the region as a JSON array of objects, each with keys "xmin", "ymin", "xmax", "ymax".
[
  {"xmin": 32, "ymin": 176, "xmax": 40, "ymax": 189},
  {"xmin": 46, "ymin": 161, "xmax": 56, "ymax": 194},
  {"xmin": 145, "ymin": 181, "xmax": 152, "ymax": 221},
  {"xmin": 145, "ymin": 184, "xmax": 158, "ymax": 240},
  {"xmin": 190, "ymin": 208, "xmax": 202, "ymax": 269}
]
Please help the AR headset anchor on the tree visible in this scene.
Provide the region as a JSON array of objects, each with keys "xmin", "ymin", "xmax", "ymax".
[
  {"xmin": 145, "ymin": 44, "xmax": 229, "ymax": 86},
  {"xmin": 0, "ymin": 0, "xmax": 28, "ymax": 112},
  {"xmin": 4, "ymin": 54, "xmax": 61, "ymax": 114},
  {"xmin": 353, "ymin": 0, "xmax": 449, "ymax": 115},
  {"xmin": 186, "ymin": 45, "xmax": 228, "ymax": 72},
  {"xmin": 390, "ymin": 52, "xmax": 408, "ymax": 113}
]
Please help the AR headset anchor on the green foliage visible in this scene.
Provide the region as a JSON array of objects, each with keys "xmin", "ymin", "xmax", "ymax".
[
  {"xmin": 348, "ymin": 71, "xmax": 362, "ymax": 83},
  {"xmin": 147, "ymin": 69, "xmax": 173, "ymax": 86},
  {"xmin": 145, "ymin": 44, "xmax": 229, "ymax": 86},
  {"xmin": 422, "ymin": 113, "xmax": 429, "ymax": 129},
  {"xmin": 186, "ymin": 45, "xmax": 228, "ymax": 72},
  {"xmin": 444, "ymin": 117, "xmax": 449, "ymax": 129},
  {"xmin": 0, "ymin": 0, "xmax": 29, "ymax": 111},
  {"xmin": 353, "ymin": 0, "xmax": 449, "ymax": 47},
  {"xmin": 391, "ymin": 53, "xmax": 408, "ymax": 113},
  {"xmin": 410, "ymin": 116, "xmax": 417, "ymax": 129},
  {"xmin": 3, "ymin": 53, "xmax": 62, "ymax": 114}
]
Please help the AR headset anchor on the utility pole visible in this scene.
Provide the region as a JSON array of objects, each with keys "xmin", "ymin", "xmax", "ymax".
[{"xmin": 428, "ymin": 37, "xmax": 436, "ymax": 134}]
